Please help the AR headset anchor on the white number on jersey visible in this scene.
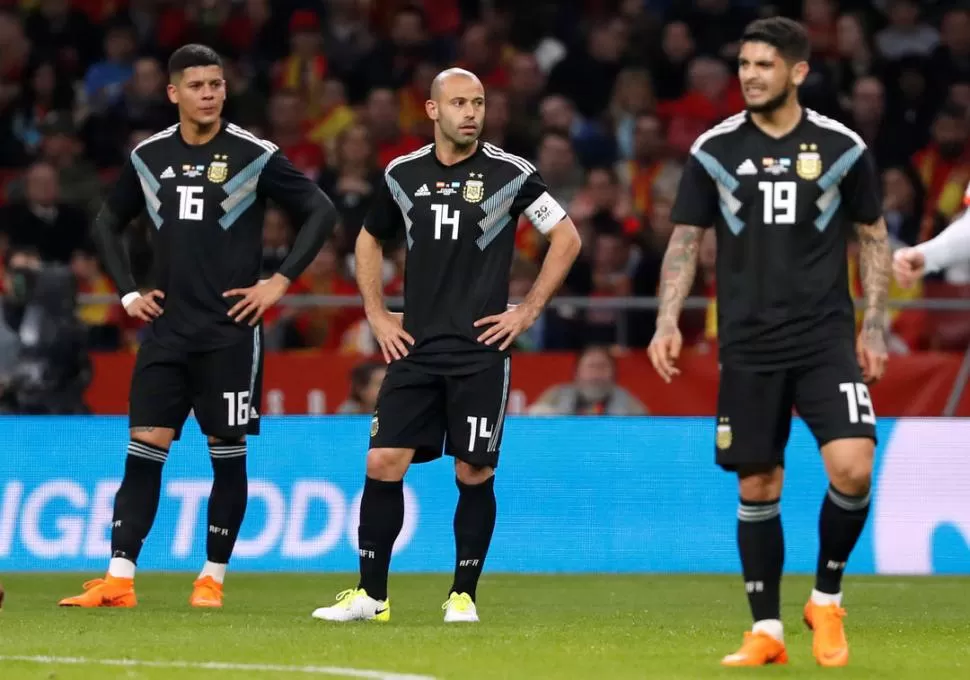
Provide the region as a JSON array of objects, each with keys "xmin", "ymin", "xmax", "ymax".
[
  {"xmin": 466, "ymin": 416, "xmax": 493, "ymax": 452},
  {"xmin": 758, "ymin": 181, "xmax": 796, "ymax": 225},
  {"xmin": 431, "ymin": 203, "xmax": 461, "ymax": 240},
  {"xmin": 839, "ymin": 382, "xmax": 875, "ymax": 425},
  {"xmin": 223, "ymin": 390, "xmax": 251, "ymax": 427},
  {"xmin": 176, "ymin": 185, "xmax": 205, "ymax": 221}
]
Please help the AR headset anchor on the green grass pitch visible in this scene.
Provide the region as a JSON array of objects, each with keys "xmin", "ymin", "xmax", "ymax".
[{"xmin": 0, "ymin": 573, "xmax": 967, "ymax": 679}]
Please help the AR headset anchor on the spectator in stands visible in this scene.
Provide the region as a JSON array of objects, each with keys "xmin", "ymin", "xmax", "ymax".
[
  {"xmin": 84, "ymin": 19, "xmax": 138, "ymax": 113},
  {"xmin": 534, "ymin": 130, "xmax": 583, "ymax": 211},
  {"xmin": 508, "ymin": 256, "xmax": 543, "ymax": 351},
  {"xmin": 71, "ymin": 244, "xmax": 122, "ymax": 350},
  {"xmin": 887, "ymin": 55, "xmax": 934, "ymax": 151},
  {"xmin": 876, "ymin": 0, "xmax": 939, "ymax": 61},
  {"xmin": 609, "ymin": 68, "xmax": 656, "ymax": 161},
  {"xmin": 317, "ymin": 123, "xmax": 381, "ymax": 254},
  {"xmin": 457, "ymin": 22, "xmax": 508, "ymax": 89},
  {"xmin": 274, "ymin": 10, "xmax": 329, "ymax": 117},
  {"xmin": 365, "ymin": 86, "xmax": 424, "ymax": 169},
  {"xmin": 652, "ymin": 20, "xmax": 694, "ymax": 101},
  {"xmin": 913, "ymin": 103, "xmax": 970, "ymax": 229},
  {"xmin": 505, "ymin": 51, "xmax": 545, "ymax": 152},
  {"xmin": 570, "ymin": 167, "xmax": 635, "ymax": 232},
  {"xmin": 267, "ymin": 88, "xmax": 324, "ymax": 181},
  {"xmin": 352, "ymin": 5, "xmax": 432, "ymax": 101},
  {"xmin": 539, "ymin": 94, "xmax": 614, "ymax": 168},
  {"xmin": 528, "ymin": 345, "xmax": 647, "ymax": 415},
  {"xmin": 8, "ymin": 57, "xmax": 74, "ymax": 159},
  {"xmin": 674, "ymin": 0, "xmax": 753, "ymax": 62},
  {"xmin": 585, "ymin": 218, "xmax": 634, "ymax": 346},
  {"xmin": 930, "ymin": 7, "xmax": 970, "ymax": 91},
  {"xmin": 2, "ymin": 161, "xmax": 87, "ymax": 265},
  {"xmin": 336, "ymin": 361, "xmax": 387, "ymax": 414},
  {"xmin": 547, "ymin": 17, "xmax": 628, "ymax": 119},
  {"xmin": 0, "ymin": 11, "xmax": 31, "ymax": 119},
  {"xmin": 397, "ymin": 59, "xmax": 437, "ymax": 139},
  {"xmin": 224, "ymin": 58, "xmax": 267, "ymax": 127},
  {"xmin": 292, "ymin": 243, "xmax": 360, "ymax": 349},
  {"xmin": 261, "ymin": 206, "xmax": 293, "ymax": 277},
  {"xmin": 615, "ymin": 113, "xmax": 682, "ymax": 220},
  {"xmin": 24, "ymin": 0, "xmax": 99, "ymax": 78},
  {"xmin": 846, "ymin": 76, "xmax": 906, "ymax": 169},
  {"xmin": 833, "ymin": 12, "xmax": 883, "ymax": 110},
  {"xmin": 324, "ymin": 0, "xmax": 375, "ymax": 81},
  {"xmin": 0, "ymin": 245, "xmax": 41, "ymax": 404},
  {"xmin": 305, "ymin": 78, "xmax": 357, "ymax": 157}
]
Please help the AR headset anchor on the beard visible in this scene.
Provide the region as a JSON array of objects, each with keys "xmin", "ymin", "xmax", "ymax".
[
  {"xmin": 745, "ymin": 84, "xmax": 792, "ymax": 114},
  {"xmin": 441, "ymin": 123, "xmax": 480, "ymax": 148}
]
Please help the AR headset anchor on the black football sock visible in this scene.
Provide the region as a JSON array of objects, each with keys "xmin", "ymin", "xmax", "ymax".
[
  {"xmin": 206, "ymin": 441, "xmax": 249, "ymax": 564},
  {"xmin": 110, "ymin": 441, "xmax": 167, "ymax": 564},
  {"xmin": 815, "ymin": 484, "xmax": 871, "ymax": 595},
  {"xmin": 450, "ymin": 476, "xmax": 497, "ymax": 602},
  {"xmin": 357, "ymin": 477, "xmax": 404, "ymax": 601},
  {"xmin": 737, "ymin": 498, "xmax": 784, "ymax": 622}
]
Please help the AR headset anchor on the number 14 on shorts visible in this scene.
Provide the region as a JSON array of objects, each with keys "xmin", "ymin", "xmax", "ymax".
[
  {"xmin": 839, "ymin": 382, "xmax": 875, "ymax": 425},
  {"xmin": 466, "ymin": 416, "xmax": 492, "ymax": 452}
]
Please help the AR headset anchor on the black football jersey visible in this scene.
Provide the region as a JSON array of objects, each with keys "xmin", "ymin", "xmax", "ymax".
[
  {"xmin": 365, "ymin": 141, "xmax": 565, "ymax": 374},
  {"xmin": 670, "ymin": 108, "xmax": 882, "ymax": 369},
  {"xmin": 107, "ymin": 121, "xmax": 322, "ymax": 351}
]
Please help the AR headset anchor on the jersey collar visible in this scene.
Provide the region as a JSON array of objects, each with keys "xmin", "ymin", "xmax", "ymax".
[
  {"xmin": 176, "ymin": 119, "xmax": 228, "ymax": 150},
  {"xmin": 432, "ymin": 139, "xmax": 483, "ymax": 169},
  {"xmin": 745, "ymin": 107, "xmax": 808, "ymax": 143}
]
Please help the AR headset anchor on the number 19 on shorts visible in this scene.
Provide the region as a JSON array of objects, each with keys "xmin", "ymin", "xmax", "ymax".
[{"xmin": 839, "ymin": 382, "xmax": 875, "ymax": 425}]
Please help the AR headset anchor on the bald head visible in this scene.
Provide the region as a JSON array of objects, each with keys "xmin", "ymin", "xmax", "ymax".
[{"xmin": 430, "ymin": 67, "xmax": 482, "ymax": 100}]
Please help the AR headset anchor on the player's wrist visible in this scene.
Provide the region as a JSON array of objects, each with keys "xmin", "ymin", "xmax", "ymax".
[{"xmin": 121, "ymin": 291, "xmax": 142, "ymax": 309}]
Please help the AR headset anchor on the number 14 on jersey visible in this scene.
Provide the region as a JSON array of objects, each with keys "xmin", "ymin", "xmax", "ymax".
[{"xmin": 431, "ymin": 203, "xmax": 461, "ymax": 240}]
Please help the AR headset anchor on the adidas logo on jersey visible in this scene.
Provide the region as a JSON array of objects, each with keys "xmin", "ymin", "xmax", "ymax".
[
  {"xmin": 160, "ymin": 166, "xmax": 176, "ymax": 179},
  {"xmin": 415, "ymin": 183, "xmax": 430, "ymax": 197},
  {"xmin": 736, "ymin": 159, "xmax": 758, "ymax": 176}
]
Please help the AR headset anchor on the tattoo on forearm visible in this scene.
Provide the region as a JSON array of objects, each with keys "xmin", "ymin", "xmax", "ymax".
[
  {"xmin": 657, "ymin": 225, "xmax": 703, "ymax": 330},
  {"xmin": 857, "ymin": 220, "xmax": 891, "ymax": 335}
]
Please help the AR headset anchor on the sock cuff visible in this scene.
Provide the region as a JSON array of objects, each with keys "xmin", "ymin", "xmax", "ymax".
[
  {"xmin": 364, "ymin": 476, "xmax": 404, "ymax": 490},
  {"xmin": 827, "ymin": 485, "xmax": 870, "ymax": 511},
  {"xmin": 209, "ymin": 442, "xmax": 247, "ymax": 459},
  {"xmin": 737, "ymin": 498, "xmax": 780, "ymax": 522},
  {"xmin": 456, "ymin": 475, "xmax": 495, "ymax": 493},
  {"xmin": 128, "ymin": 440, "xmax": 169, "ymax": 463}
]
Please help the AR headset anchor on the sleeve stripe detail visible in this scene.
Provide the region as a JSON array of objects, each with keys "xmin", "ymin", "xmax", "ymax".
[
  {"xmin": 482, "ymin": 142, "xmax": 536, "ymax": 174},
  {"xmin": 689, "ymin": 112, "xmax": 747, "ymax": 155},
  {"xmin": 133, "ymin": 124, "xmax": 178, "ymax": 152},
  {"xmin": 385, "ymin": 144, "xmax": 434, "ymax": 173},
  {"xmin": 805, "ymin": 109, "xmax": 867, "ymax": 148},
  {"xmin": 226, "ymin": 123, "xmax": 279, "ymax": 153}
]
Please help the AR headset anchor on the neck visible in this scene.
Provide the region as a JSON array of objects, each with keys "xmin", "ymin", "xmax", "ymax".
[
  {"xmin": 434, "ymin": 134, "xmax": 477, "ymax": 166},
  {"xmin": 749, "ymin": 100, "xmax": 802, "ymax": 138},
  {"xmin": 180, "ymin": 117, "xmax": 221, "ymax": 145}
]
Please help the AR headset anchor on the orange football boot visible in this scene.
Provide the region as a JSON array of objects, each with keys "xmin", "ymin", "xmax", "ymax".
[
  {"xmin": 189, "ymin": 576, "xmax": 223, "ymax": 608},
  {"xmin": 721, "ymin": 631, "xmax": 788, "ymax": 667},
  {"xmin": 58, "ymin": 575, "xmax": 136, "ymax": 608},
  {"xmin": 804, "ymin": 600, "xmax": 849, "ymax": 667}
]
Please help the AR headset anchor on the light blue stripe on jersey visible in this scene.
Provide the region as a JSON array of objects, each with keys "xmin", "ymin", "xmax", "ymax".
[
  {"xmin": 814, "ymin": 145, "xmax": 864, "ymax": 232},
  {"xmin": 693, "ymin": 149, "xmax": 745, "ymax": 235},
  {"xmin": 130, "ymin": 151, "xmax": 163, "ymax": 229},
  {"xmin": 476, "ymin": 173, "xmax": 529, "ymax": 250},
  {"xmin": 385, "ymin": 173, "xmax": 414, "ymax": 249},
  {"xmin": 219, "ymin": 150, "xmax": 274, "ymax": 230}
]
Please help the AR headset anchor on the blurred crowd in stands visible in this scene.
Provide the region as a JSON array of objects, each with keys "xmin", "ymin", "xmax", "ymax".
[{"xmin": 4, "ymin": 0, "xmax": 970, "ymax": 360}]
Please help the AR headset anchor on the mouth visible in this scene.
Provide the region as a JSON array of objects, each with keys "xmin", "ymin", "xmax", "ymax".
[
  {"xmin": 744, "ymin": 85, "xmax": 766, "ymax": 96},
  {"xmin": 459, "ymin": 124, "xmax": 478, "ymax": 134}
]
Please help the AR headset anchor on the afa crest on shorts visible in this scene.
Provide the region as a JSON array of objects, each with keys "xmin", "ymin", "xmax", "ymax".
[
  {"xmin": 207, "ymin": 154, "xmax": 229, "ymax": 184},
  {"xmin": 716, "ymin": 417, "xmax": 732, "ymax": 450},
  {"xmin": 463, "ymin": 174, "xmax": 484, "ymax": 203},
  {"xmin": 796, "ymin": 143, "xmax": 822, "ymax": 180},
  {"xmin": 370, "ymin": 413, "xmax": 379, "ymax": 437}
]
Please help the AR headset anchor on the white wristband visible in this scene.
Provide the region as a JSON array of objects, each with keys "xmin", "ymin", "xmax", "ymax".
[{"xmin": 121, "ymin": 292, "xmax": 142, "ymax": 309}]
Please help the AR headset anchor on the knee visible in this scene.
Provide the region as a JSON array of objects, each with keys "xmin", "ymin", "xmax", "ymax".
[
  {"xmin": 737, "ymin": 465, "xmax": 784, "ymax": 502},
  {"xmin": 366, "ymin": 448, "xmax": 410, "ymax": 481},
  {"xmin": 828, "ymin": 457, "xmax": 873, "ymax": 496},
  {"xmin": 455, "ymin": 460, "xmax": 494, "ymax": 486}
]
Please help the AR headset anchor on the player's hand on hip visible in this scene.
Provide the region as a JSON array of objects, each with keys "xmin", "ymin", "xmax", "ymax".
[
  {"xmin": 124, "ymin": 290, "xmax": 164, "ymax": 322},
  {"xmin": 223, "ymin": 274, "xmax": 288, "ymax": 326},
  {"xmin": 856, "ymin": 325, "xmax": 888, "ymax": 384},
  {"xmin": 474, "ymin": 303, "xmax": 539, "ymax": 351},
  {"xmin": 892, "ymin": 248, "xmax": 926, "ymax": 288},
  {"xmin": 647, "ymin": 324, "xmax": 683, "ymax": 384},
  {"xmin": 367, "ymin": 309, "xmax": 414, "ymax": 363}
]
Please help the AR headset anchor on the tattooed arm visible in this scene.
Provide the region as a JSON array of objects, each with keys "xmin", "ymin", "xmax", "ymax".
[
  {"xmin": 855, "ymin": 218, "xmax": 891, "ymax": 382},
  {"xmin": 648, "ymin": 225, "xmax": 705, "ymax": 382}
]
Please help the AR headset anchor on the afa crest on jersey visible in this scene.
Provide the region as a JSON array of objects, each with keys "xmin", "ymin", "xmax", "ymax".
[
  {"xmin": 463, "ymin": 177, "xmax": 484, "ymax": 203},
  {"xmin": 796, "ymin": 143, "xmax": 822, "ymax": 180},
  {"xmin": 207, "ymin": 154, "xmax": 229, "ymax": 184}
]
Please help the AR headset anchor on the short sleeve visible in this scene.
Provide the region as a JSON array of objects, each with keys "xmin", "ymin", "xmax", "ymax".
[
  {"xmin": 512, "ymin": 171, "xmax": 567, "ymax": 234},
  {"xmin": 840, "ymin": 147, "xmax": 882, "ymax": 224},
  {"xmin": 363, "ymin": 174, "xmax": 405, "ymax": 241},
  {"xmin": 106, "ymin": 155, "xmax": 147, "ymax": 224},
  {"xmin": 669, "ymin": 153, "xmax": 718, "ymax": 228},
  {"xmin": 257, "ymin": 151, "xmax": 323, "ymax": 222}
]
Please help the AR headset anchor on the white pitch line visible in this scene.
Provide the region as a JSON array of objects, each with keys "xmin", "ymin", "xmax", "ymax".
[{"xmin": 0, "ymin": 655, "xmax": 437, "ymax": 680}]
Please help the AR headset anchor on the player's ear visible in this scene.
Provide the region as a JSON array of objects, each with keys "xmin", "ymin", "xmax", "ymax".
[
  {"xmin": 425, "ymin": 99, "xmax": 438, "ymax": 121},
  {"xmin": 790, "ymin": 60, "xmax": 809, "ymax": 87},
  {"xmin": 166, "ymin": 82, "xmax": 179, "ymax": 105}
]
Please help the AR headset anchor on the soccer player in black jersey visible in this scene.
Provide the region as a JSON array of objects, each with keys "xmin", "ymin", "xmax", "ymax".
[
  {"xmin": 648, "ymin": 19, "xmax": 891, "ymax": 667},
  {"xmin": 312, "ymin": 68, "xmax": 581, "ymax": 623},
  {"xmin": 59, "ymin": 45, "xmax": 337, "ymax": 608}
]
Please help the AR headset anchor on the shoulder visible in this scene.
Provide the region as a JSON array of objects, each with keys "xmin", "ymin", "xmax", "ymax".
[
  {"xmin": 803, "ymin": 109, "xmax": 866, "ymax": 150},
  {"xmin": 481, "ymin": 141, "xmax": 536, "ymax": 176},
  {"xmin": 224, "ymin": 122, "xmax": 279, "ymax": 157},
  {"xmin": 129, "ymin": 124, "xmax": 179, "ymax": 160},
  {"xmin": 689, "ymin": 112, "xmax": 748, "ymax": 156},
  {"xmin": 385, "ymin": 143, "xmax": 434, "ymax": 176}
]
